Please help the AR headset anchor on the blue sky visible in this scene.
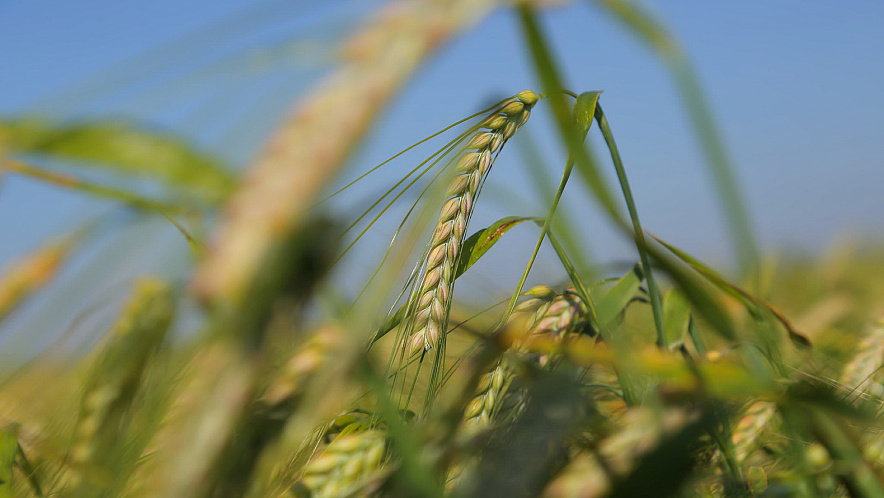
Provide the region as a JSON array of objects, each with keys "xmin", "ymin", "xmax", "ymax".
[{"xmin": 1, "ymin": 1, "xmax": 883, "ymax": 354}]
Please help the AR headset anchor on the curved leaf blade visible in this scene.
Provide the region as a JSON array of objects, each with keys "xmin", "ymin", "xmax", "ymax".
[
  {"xmin": 597, "ymin": 262, "xmax": 644, "ymax": 328},
  {"xmin": 455, "ymin": 216, "xmax": 536, "ymax": 278},
  {"xmin": 0, "ymin": 424, "xmax": 18, "ymax": 498},
  {"xmin": 0, "ymin": 118, "xmax": 235, "ymax": 202},
  {"xmin": 662, "ymin": 288, "xmax": 691, "ymax": 349},
  {"xmin": 651, "ymin": 233, "xmax": 810, "ymax": 348}
]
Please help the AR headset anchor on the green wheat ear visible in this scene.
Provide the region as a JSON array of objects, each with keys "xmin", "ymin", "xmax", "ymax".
[
  {"xmin": 405, "ymin": 90, "xmax": 540, "ymax": 356},
  {"xmin": 294, "ymin": 428, "xmax": 389, "ymax": 498},
  {"xmin": 71, "ymin": 277, "xmax": 174, "ymax": 492}
]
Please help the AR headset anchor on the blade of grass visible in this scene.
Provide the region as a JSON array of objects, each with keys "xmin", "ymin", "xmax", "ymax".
[
  {"xmin": 652, "ymin": 233, "xmax": 810, "ymax": 349},
  {"xmin": 517, "ymin": 127, "xmax": 592, "ymax": 273},
  {"xmin": 0, "ymin": 424, "xmax": 17, "ymax": 498},
  {"xmin": 15, "ymin": 444, "xmax": 43, "ymax": 498},
  {"xmin": 517, "ymin": 4, "xmax": 736, "ymax": 343},
  {"xmin": 662, "ymin": 289, "xmax": 691, "ymax": 349},
  {"xmin": 594, "ymin": 103, "xmax": 666, "ymax": 347},
  {"xmin": 2, "ymin": 158, "xmax": 191, "ymax": 213},
  {"xmin": 589, "ymin": 0, "xmax": 760, "ymax": 278},
  {"xmin": 596, "ymin": 263, "xmax": 644, "ymax": 328},
  {"xmin": 544, "ymin": 229, "xmax": 644, "ymax": 405},
  {"xmin": 455, "ymin": 216, "xmax": 537, "ymax": 277},
  {"xmin": 0, "ymin": 118, "xmax": 234, "ymax": 203}
]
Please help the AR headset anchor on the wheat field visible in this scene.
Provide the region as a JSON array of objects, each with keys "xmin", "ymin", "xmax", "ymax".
[{"xmin": 0, "ymin": 1, "xmax": 883, "ymax": 497}]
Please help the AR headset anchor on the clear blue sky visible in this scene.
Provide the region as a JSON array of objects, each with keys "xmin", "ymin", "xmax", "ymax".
[{"xmin": 1, "ymin": 1, "xmax": 882, "ymax": 355}]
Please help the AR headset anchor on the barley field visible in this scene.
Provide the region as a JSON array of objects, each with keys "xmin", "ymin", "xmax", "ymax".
[{"xmin": 1, "ymin": 1, "xmax": 882, "ymax": 497}]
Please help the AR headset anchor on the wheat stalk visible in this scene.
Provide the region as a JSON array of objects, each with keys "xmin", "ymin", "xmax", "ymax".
[
  {"xmin": 731, "ymin": 400, "xmax": 776, "ymax": 464},
  {"xmin": 406, "ymin": 90, "xmax": 539, "ymax": 355}
]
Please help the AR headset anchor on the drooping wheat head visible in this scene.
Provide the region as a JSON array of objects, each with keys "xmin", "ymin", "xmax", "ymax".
[{"xmin": 405, "ymin": 90, "xmax": 539, "ymax": 356}]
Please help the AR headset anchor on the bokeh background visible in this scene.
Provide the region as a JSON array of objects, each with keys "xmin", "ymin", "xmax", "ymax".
[{"xmin": 1, "ymin": 0, "xmax": 882, "ymax": 363}]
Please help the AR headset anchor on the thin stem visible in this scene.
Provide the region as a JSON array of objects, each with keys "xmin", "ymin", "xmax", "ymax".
[
  {"xmin": 590, "ymin": 0, "xmax": 760, "ymax": 280},
  {"xmin": 3, "ymin": 159, "xmax": 189, "ymax": 213},
  {"xmin": 594, "ymin": 104, "xmax": 666, "ymax": 348},
  {"xmin": 502, "ymin": 158, "xmax": 575, "ymax": 322}
]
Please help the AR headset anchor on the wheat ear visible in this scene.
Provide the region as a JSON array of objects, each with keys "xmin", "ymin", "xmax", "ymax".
[
  {"xmin": 71, "ymin": 278, "xmax": 173, "ymax": 488},
  {"xmin": 0, "ymin": 237, "xmax": 73, "ymax": 321},
  {"xmin": 407, "ymin": 90, "xmax": 539, "ymax": 355},
  {"xmin": 463, "ymin": 286, "xmax": 589, "ymax": 426},
  {"xmin": 295, "ymin": 429, "xmax": 388, "ymax": 498},
  {"xmin": 731, "ymin": 401, "xmax": 777, "ymax": 464},
  {"xmin": 840, "ymin": 319, "xmax": 884, "ymax": 401}
]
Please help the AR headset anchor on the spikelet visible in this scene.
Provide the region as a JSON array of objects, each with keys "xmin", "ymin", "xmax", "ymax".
[
  {"xmin": 731, "ymin": 401, "xmax": 777, "ymax": 464},
  {"xmin": 261, "ymin": 327, "xmax": 341, "ymax": 412},
  {"xmin": 462, "ymin": 365, "xmax": 508, "ymax": 427},
  {"xmin": 840, "ymin": 319, "xmax": 884, "ymax": 402},
  {"xmin": 294, "ymin": 429, "xmax": 388, "ymax": 498},
  {"xmin": 462, "ymin": 286, "xmax": 589, "ymax": 427},
  {"xmin": 0, "ymin": 237, "xmax": 73, "ymax": 321},
  {"xmin": 70, "ymin": 278, "xmax": 174, "ymax": 489},
  {"xmin": 407, "ymin": 90, "xmax": 539, "ymax": 355},
  {"xmin": 525, "ymin": 288, "xmax": 589, "ymax": 361},
  {"xmin": 0, "ymin": 423, "xmax": 18, "ymax": 496}
]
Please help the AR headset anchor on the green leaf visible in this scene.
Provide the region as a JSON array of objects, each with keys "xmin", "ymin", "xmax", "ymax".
[
  {"xmin": 596, "ymin": 263, "xmax": 644, "ymax": 328},
  {"xmin": 594, "ymin": 103, "xmax": 666, "ymax": 348},
  {"xmin": 501, "ymin": 93, "xmax": 600, "ymax": 322},
  {"xmin": 0, "ymin": 118, "xmax": 235, "ymax": 203},
  {"xmin": 652, "ymin": 234, "xmax": 810, "ymax": 349},
  {"xmin": 456, "ymin": 217, "xmax": 536, "ymax": 278},
  {"xmin": 371, "ymin": 217, "xmax": 536, "ymax": 347},
  {"xmin": 519, "ymin": 4, "xmax": 738, "ymax": 344},
  {"xmin": 591, "ymin": 0, "xmax": 760, "ymax": 275},
  {"xmin": 662, "ymin": 289, "xmax": 691, "ymax": 349},
  {"xmin": 0, "ymin": 424, "xmax": 18, "ymax": 498}
]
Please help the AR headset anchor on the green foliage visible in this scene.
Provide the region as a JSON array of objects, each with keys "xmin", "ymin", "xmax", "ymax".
[
  {"xmin": 0, "ymin": 118, "xmax": 235, "ymax": 203},
  {"xmin": 0, "ymin": 425, "xmax": 18, "ymax": 498},
  {"xmin": 0, "ymin": 2, "xmax": 879, "ymax": 498},
  {"xmin": 455, "ymin": 216, "xmax": 536, "ymax": 278}
]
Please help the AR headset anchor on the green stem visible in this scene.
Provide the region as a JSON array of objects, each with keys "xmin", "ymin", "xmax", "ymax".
[
  {"xmin": 590, "ymin": 0, "xmax": 760, "ymax": 279},
  {"xmin": 4, "ymin": 159, "xmax": 188, "ymax": 213},
  {"xmin": 545, "ymin": 231, "xmax": 638, "ymax": 405},
  {"xmin": 518, "ymin": 4, "xmax": 738, "ymax": 345},
  {"xmin": 503, "ymin": 159, "xmax": 575, "ymax": 321},
  {"xmin": 593, "ymin": 104, "xmax": 666, "ymax": 349}
]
